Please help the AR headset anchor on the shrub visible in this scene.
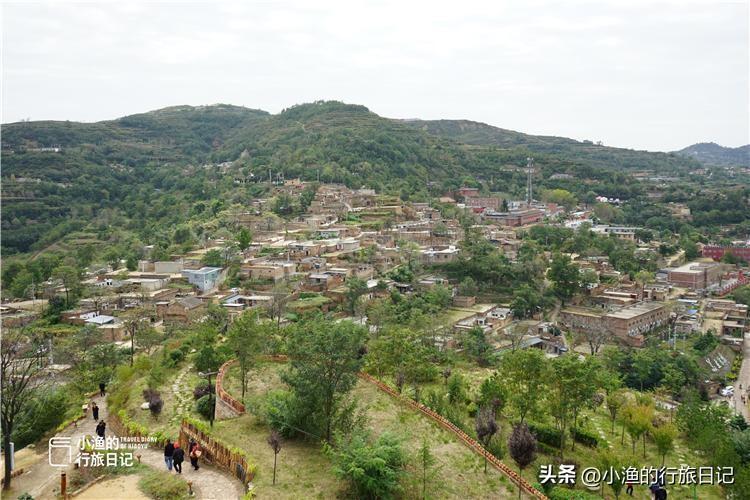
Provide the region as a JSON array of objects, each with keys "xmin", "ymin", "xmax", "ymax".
[
  {"xmin": 138, "ymin": 468, "xmax": 190, "ymax": 500},
  {"xmin": 196, "ymin": 394, "xmax": 215, "ymax": 420},
  {"xmin": 328, "ymin": 431, "xmax": 405, "ymax": 499},
  {"xmin": 147, "ymin": 365, "xmax": 166, "ymax": 390},
  {"xmin": 527, "ymin": 423, "xmax": 563, "ymax": 448},
  {"xmin": 570, "ymin": 427, "xmax": 598, "ymax": 448},
  {"xmin": 263, "ymin": 390, "xmax": 306, "ymax": 438},
  {"xmin": 149, "ymin": 394, "xmax": 164, "ymax": 418},
  {"xmin": 536, "ymin": 441, "xmax": 558, "ymax": 456},
  {"xmin": 169, "ymin": 349, "xmax": 185, "ymax": 364}
]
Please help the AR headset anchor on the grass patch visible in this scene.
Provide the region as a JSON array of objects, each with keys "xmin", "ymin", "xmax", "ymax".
[{"xmin": 138, "ymin": 468, "xmax": 191, "ymax": 500}]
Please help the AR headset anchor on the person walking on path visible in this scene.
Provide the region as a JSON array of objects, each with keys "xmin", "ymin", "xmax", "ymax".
[
  {"xmin": 172, "ymin": 443, "xmax": 185, "ymax": 474},
  {"xmin": 91, "ymin": 402, "xmax": 99, "ymax": 421},
  {"xmin": 164, "ymin": 439, "xmax": 175, "ymax": 472},
  {"xmin": 99, "ymin": 382, "xmax": 106, "ymax": 396},
  {"xmin": 189, "ymin": 439, "xmax": 201, "ymax": 471},
  {"xmin": 95, "ymin": 420, "xmax": 106, "ymax": 438}
]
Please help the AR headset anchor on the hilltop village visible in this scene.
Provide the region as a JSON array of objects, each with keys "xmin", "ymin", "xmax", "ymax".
[{"xmin": 3, "ymin": 178, "xmax": 750, "ymax": 499}]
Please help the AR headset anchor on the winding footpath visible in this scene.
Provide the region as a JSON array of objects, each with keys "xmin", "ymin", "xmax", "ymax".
[{"xmin": 7, "ymin": 394, "xmax": 243, "ymax": 499}]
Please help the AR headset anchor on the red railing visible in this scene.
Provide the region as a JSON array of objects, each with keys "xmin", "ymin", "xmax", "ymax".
[
  {"xmin": 257, "ymin": 355, "xmax": 545, "ymax": 498},
  {"xmin": 357, "ymin": 372, "xmax": 547, "ymax": 500}
]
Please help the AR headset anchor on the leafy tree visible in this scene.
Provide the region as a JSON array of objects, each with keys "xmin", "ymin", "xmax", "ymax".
[
  {"xmin": 651, "ymin": 424, "xmax": 677, "ymax": 466},
  {"xmin": 547, "ymin": 253, "xmax": 580, "ymax": 304},
  {"xmin": 366, "ymin": 327, "xmax": 434, "ymax": 388},
  {"xmin": 283, "ymin": 318, "xmax": 367, "ymax": 442},
  {"xmin": 195, "ymin": 344, "xmax": 223, "ymax": 373},
  {"xmin": 606, "ymin": 390, "xmax": 627, "ymax": 433},
  {"xmin": 201, "ymin": 249, "xmax": 224, "ymax": 267},
  {"xmin": 622, "ymin": 404, "xmax": 653, "ymax": 457},
  {"xmin": 226, "ymin": 311, "xmax": 263, "ymax": 399},
  {"xmin": 463, "ymin": 326, "xmax": 493, "ymax": 366},
  {"xmin": 237, "ymin": 228, "xmax": 252, "ymax": 251},
  {"xmin": 272, "ymin": 193, "xmax": 295, "ymax": 217},
  {"xmin": 344, "ymin": 277, "xmax": 368, "ymax": 316},
  {"xmin": 598, "ymin": 450, "xmax": 625, "ymax": 499},
  {"xmin": 498, "ymin": 349, "xmax": 549, "ymax": 423},
  {"xmin": 51, "ymin": 265, "xmax": 80, "ymax": 305},
  {"xmin": 447, "ymin": 373, "xmax": 466, "ymax": 406}
]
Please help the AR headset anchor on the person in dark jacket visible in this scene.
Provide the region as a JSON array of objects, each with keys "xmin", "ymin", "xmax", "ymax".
[
  {"xmin": 164, "ymin": 439, "xmax": 175, "ymax": 471},
  {"xmin": 172, "ymin": 444, "xmax": 185, "ymax": 474},
  {"xmin": 99, "ymin": 382, "xmax": 106, "ymax": 396},
  {"xmin": 91, "ymin": 402, "xmax": 99, "ymax": 421},
  {"xmin": 95, "ymin": 420, "xmax": 106, "ymax": 438}
]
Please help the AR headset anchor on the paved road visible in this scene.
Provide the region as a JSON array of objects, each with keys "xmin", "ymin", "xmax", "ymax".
[
  {"xmin": 5, "ymin": 395, "xmax": 244, "ymax": 499},
  {"xmin": 731, "ymin": 331, "xmax": 750, "ymax": 421}
]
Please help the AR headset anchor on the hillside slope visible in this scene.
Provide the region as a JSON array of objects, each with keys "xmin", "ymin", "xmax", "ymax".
[
  {"xmin": 675, "ymin": 142, "xmax": 750, "ymax": 167},
  {"xmin": 404, "ymin": 118, "xmax": 701, "ymax": 172}
]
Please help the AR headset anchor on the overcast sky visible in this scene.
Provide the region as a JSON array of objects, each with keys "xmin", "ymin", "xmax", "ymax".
[{"xmin": 2, "ymin": 1, "xmax": 748, "ymax": 151}]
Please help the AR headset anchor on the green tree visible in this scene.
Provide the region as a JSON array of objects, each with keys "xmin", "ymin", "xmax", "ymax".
[
  {"xmin": 498, "ymin": 349, "xmax": 549, "ymax": 423},
  {"xmin": 547, "ymin": 253, "xmax": 580, "ymax": 304},
  {"xmin": 623, "ymin": 404, "xmax": 652, "ymax": 457},
  {"xmin": 651, "ymin": 424, "xmax": 677, "ymax": 466},
  {"xmin": 226, "ymin": 311, "xmax": 263, "ymax": 399},
  {"xmin": 201, "ymin": 249, "xmax": 224, "ymax": 267},
  {"xmin": 237, "ymin": 227, "xmax": 252, "ymax": 251},
  {"xmin": 417, "ymin": 438, "xmax": 436, "ymax": 500},
  {"xmin": 464, "ymin": 326, "xmax": 493, "ymax": 366},
  {"xmin": 606, "ymin": 390, "xmax": 626, "ymax": 433},
  {"xmin": 344, "ymin": 277, "xmax": 368, "ymax": 316},
  {"xmin": 51, "ymin": 265, "xmax": 80, "ymax": 305},
  {"xmin": 283, "ymin": 318, "xmax": 367, "ymax": 443},
  {"xmin": 366, "ymin": 327, "xmax": 433, "ymax": 389}
]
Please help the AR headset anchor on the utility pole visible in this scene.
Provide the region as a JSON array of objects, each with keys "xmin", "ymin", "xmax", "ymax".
[
  {"xmin": 526, "ymin": 157, "xmax": 534, "ymax": 207},
  {"xmin": 199, "ymin": 370, "xmax": 219, "ymax": 427}
]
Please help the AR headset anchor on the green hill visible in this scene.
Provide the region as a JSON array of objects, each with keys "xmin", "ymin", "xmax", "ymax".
[
  {"xmin": 0, "ymin": 101, "xmax": 704, "ymax": 255},
  {"xmin": 675, "ymin": 142, "xmax": 750, "ymax": 167},
  {"xmin": 403, "ymin": 118, "xmax": 700, "ymax": 172}
]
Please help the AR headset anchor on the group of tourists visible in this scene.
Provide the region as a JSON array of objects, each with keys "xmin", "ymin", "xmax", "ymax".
[{"xmin": 163, "ymin": 438, "xmax": 202, "ymax": 474}]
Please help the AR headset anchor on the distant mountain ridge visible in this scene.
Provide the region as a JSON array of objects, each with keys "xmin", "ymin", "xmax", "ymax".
[{"xmin": 675, "ymin": 142, "xmax": 750, "ymax": 167}]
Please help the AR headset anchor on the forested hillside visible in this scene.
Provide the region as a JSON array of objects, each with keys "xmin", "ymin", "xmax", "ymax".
[
  {"xmin": 405, "ymin": 118, "xmax": 703, "ymax": 173},
  {"xmin": 675, "ymin": 142, "xmax": 750, "ymax": 167},
  {"xmin": 0, "ymin": 100, "xmax": 719, "ymax": 256}
]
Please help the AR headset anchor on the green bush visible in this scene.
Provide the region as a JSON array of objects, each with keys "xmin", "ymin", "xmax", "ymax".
[
  {"xmin": 528, "ymin": 422, "xmax": 563, "ymax": 448},
  {"xmin": 138, "ymin": 468, "xmax": 190, "ymax": 499},
  {"xmin": 535, "ymin": 441, "xmax": 559, "ymax": 456},
  {"xmin": 570, "ymin": 427, "xmax": 598, "ymax": 448},
  {"xmin": 12, "ymin": 388, "xmax": 70, "ymax": 448},
  {"xmin": 328, "ymin": 430, "xmax": 405, "ymax": 500},
  {"xmin": 196, "ymin": 394, "xmax": 215, "ymax": 420}
]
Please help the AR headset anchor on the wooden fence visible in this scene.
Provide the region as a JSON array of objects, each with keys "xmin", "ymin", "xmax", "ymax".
[
  {"xmin": 179, "ymin": 419, "xmax": 253, "ymax": 487},
  {"xmin": 253, "ymin": 355, "xmax": 546, "ymax": 498},
  {"xmin": 215, "ymin": 360, "xmax": 246, "ymax": 418}
]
